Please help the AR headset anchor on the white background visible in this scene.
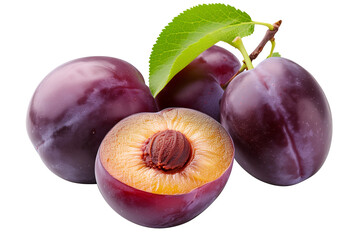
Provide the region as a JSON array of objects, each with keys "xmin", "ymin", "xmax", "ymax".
[{"xmin": 1, "ymin": 0, "xmax": 359, "ymax": 239}]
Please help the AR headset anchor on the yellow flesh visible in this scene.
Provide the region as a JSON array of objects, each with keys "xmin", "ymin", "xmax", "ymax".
[{"xmin": 99, "ymin": 108, "xmax": 234, "ymax": 195}]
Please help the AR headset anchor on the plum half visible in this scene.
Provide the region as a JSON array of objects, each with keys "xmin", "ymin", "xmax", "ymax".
[
  {"xmin": 27, "ymin": 56, "xmax": 158, "ymax": 184},
  {"xmin": 95, "ymin": 108, "xmax": 234, "ymax": 228},
  {"xmin": 220, "ymin": 57, "xmax": 332, "ymax": 186}
]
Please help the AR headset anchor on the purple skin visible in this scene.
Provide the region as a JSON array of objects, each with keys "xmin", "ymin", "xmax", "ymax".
[
  {"xmin": 27, "ymin": 57, "xmax": 158, "ymax": 184},
  {"xmin": 155, "ymin": 46, "xmax": 240, "ymax": 121},
  {"xmin": 95, "ymin": 156, "xmax": 233, "ymax": 228},
  {"xmin": 195, "ymin": 45, "xmax": 241, "ymax": 85},
  {"xmin": 155, "ymin": 64, "xmax": 223, "ymax": 121},
  {"xmin": 221, "ymin": 57, "xmax": 332, "ymax": 186}
]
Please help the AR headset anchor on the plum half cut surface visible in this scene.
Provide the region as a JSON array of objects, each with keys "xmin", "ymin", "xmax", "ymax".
[
  {"xmin": 95, "ymin": 108, "xmax": 234, "ymax": 228},
  {"xmin": 27, "ymin": 56, "xmax": 158, "ymax": 184},
  {"xmin": 155, "ymin": 45, "xmax": 240, "ymax": 121},
  {"xmin": 220, "ymin": 57, "xmax": 332, "ymax": 186}
]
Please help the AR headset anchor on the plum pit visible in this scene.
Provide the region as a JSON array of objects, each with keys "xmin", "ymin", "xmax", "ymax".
[{"xmin": 142, "ymin": 130, "xmax": 192, "ymax": 172}]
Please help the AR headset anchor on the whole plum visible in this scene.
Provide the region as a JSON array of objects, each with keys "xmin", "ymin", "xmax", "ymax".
[
  {"xmin": 194, "ymin": 45, "xmax": 241, "ymax": 85},
  {"xmin": 155, "ymin": 46, "xmax": 240, "ymax": 121},
  {"xmin": 27, "ymin": 56, "xmax": 158, "ymax": 183},
  {"xmin": 220, "ymin": 57, "xmax": 332, "ymax": 186}
]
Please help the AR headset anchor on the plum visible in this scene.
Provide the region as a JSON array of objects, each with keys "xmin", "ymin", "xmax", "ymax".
[
  {"xmin": 220, "ymin": 57, "xmax": 332, "ymax": 186},
  {"xmin": 155, "ymin": 46, "xmax": 240, "ymax": 121},
  {"xmin": 194, "ymin": 45, "xmax": 241, "ymax": 86},
  {"xmin": 27, "ymin": 56, "xmax": 158, "ymax": 184},
  {"xmin": 95, "ymin": 108, "xmax": 234, "ymax": 227}
]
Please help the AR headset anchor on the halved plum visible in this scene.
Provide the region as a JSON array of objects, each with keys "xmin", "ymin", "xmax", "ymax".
[{"xmin": 95, "ymin": 108, "xmax": 234, "ymax": 227}]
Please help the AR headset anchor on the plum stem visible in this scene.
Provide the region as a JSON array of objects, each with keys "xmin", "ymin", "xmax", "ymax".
[
  {"xmin": 249, "ymin": 20, "xmax": 282, "ymax": 61},
  {"xmin": 221, "ymin": 20, "xmax": 282, "ymax": 89},
  {"xmin": 231, "ymin": 37, "xmax": 254, "ymax": 70},
  {"xmin": 267, "ymin": 38, "xmax": 276, "ymax": 58},
  {"xmin": 251, "ymin": 21, "xmax": 275, "ymax": 30}
]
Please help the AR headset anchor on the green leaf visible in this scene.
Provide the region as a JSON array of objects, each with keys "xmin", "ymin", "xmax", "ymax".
[
  {"xmin": 271, "ymin": 52, "xmax": 281, "ymax": 57},
  {"xmin": 149, "ymin": 3, "xmax": 255, "ymax": 96}
]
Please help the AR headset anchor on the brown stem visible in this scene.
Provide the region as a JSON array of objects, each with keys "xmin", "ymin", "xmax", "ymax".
[
  {"xmin": 221, "ymin": 20, "xmax": 282, "ymax": 89},
  {"xmin": 249, "ymin": 20, "xmax": 282, "ymax": 61}
]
